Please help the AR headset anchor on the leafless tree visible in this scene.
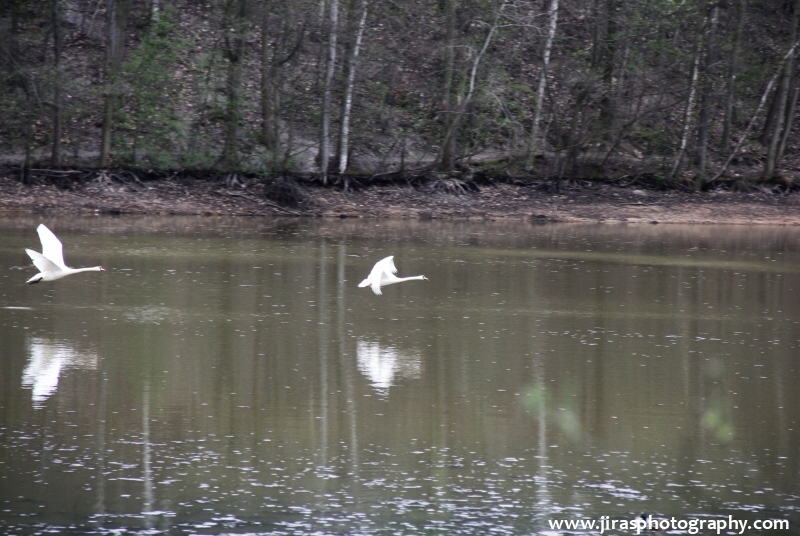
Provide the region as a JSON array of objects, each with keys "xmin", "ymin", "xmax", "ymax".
[
  {"xmin": 99, "ymin": 0, "xmax": 128, "ymax": 167},
  {"xmin": 527, "ymin": 0, "xmax": 559, "ymax": 166},
  {"xmin": 336, "ymin": 0, "xmax": 368, "ymax": 174},
  {"xmin": 318, "ymin": 0, "xmax": 339, "ymax": 181}
]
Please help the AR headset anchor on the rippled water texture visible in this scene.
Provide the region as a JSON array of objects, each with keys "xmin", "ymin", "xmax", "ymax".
[{"xmin": 1, "ymin": 217, "xmax": 799, "ymax": 534}]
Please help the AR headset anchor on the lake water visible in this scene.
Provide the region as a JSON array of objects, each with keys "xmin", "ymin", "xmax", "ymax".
[{"xmin": 0, "ymin": 217, "xmax": 798, "ymax": 535}]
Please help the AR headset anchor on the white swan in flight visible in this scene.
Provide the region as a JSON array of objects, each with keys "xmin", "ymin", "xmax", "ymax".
[
  {"xmin": 358, "ymin": 255, "xmax": 427, "ymax": 295},
  {"xmin": 25, "ymin": 224, "xmax": 105, "ymax": 284}
]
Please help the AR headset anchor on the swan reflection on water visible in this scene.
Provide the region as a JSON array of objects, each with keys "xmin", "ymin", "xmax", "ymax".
[
  {"xmin": 356, "ymin": 339, "xmax": 421, "ymax": 396},
  {"xmin": 22, "ymin": 338, "xmax": 98, "ymax": 408}
]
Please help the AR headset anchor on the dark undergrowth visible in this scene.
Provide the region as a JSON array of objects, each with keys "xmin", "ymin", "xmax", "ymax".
[{"xmin": 2, "ymin": 164, "xmax": 798, "ymax": 207}]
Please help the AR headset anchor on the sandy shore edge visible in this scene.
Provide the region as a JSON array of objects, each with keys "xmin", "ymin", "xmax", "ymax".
[{"xmin": 2, "ymin": 176, "xmax": 800, "ymax": 225}]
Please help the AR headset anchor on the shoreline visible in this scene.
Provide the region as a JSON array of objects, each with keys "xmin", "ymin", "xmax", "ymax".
[{"xmin": 2, "ymin": 174, "xmax": 800, "ymax": 226}]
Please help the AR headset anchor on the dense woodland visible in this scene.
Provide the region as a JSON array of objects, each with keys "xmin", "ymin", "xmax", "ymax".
[{"xmin": 1, "ymin": 0, "xmax": 799, "ymax": 186}]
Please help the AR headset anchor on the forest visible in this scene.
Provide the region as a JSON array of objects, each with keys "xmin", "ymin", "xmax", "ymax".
[{"xmin": 1, "ymin": 0, "xmax": 799, "ymax": 188}]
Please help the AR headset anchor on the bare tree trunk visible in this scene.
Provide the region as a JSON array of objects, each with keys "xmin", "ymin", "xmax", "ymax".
[
  {"xmin": 219, "ymin": 0, "xmax": 247, "ymax": 169},
  {"xmin": 616, "ymin": 41, "xmax": 629, "ymax": 109},
  {"xmin": 777, "ymin": 76, "xmax": 798, "ymax": 164},
  {"xmin": 721, "ymin": 0, "xmax": 745, "ymax": 149},
  {"xmin": 711, "ymin": 39, "xmax": 800, "ymax": 181},
  {"xmin": 765, "ymin": 66, "xmax": 790, "ymax": 176},
  {"xmin": 99, "ymin": 0, "xmax": 127, "ymax": 167},
  {"xmin": 590, "ymin": 0, "xmax": 601, "ymax": 68},
  {"xmin": 527, "ymin": 0, "xmax": 558, "ymax": 166},
  {"xmin": 51, "ymin": 0, "xmax": 62, "ymax": 166},
  {"xmin": 337, "ymin": 0, "xmax": 368, "ymax": 174},
  {"xmin": 439, "ymin": 0, "xmax": 457, "ymax": 172},
  {"xmin": 761, "ymin": 80, "xmax": 782, "ymax": 146},
  {"xmin": 23, "ymin": 124, "xmax": 33, "ymax": 183},
  {"xmin": 559, "ymin": 88, "xmax": 589, "ymax": 177},
  {"xmin": 261, "ymin": 2, "xmax": 277, "ymax": 154},
  {"xmin": 5, "ymin": 2, "xmax": 30, "ymax": 181},
  {"xmin": 437, "ymin": 0, "xmax": 506, "ymax": 170},
  {"xmin": 597, "ymin": 0, "xmax": 618, "ymax": 140},
  {"xmin": 696, "ymin": 3, "xmax": 718, "ymax": 178},
  {"xmin": 601, "ymin": 84, "xmax": 646, "ymax": 167},
  {"xmin": 557, "ymin": 0, "xmax": 601, "ymax": 176},
  {"xmin": 669, "ymin": 18, "xmax": 705, "ymax": 180},
  {"xmin": 283, "ymin": 110, "xmax": 295, "ymax": 170},
  {"xmin": 261, "ymin": 2, "xmax": 303, "ymax": 168},
  {"xmin": 318, "ymin": 0, "xmax": 338, "ymax": 181},
  {"xmin": 99, "ymin": 100, "xmax": 113, "ymax": 167},
  {"xmin": 765, "ymin": 0, "xmax": 800, "ymax": 176}
]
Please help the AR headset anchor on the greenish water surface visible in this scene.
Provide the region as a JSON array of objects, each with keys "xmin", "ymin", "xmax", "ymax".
[{"xmin": 0, "ymin": 217, "xmax": 798, "ymax": 534}]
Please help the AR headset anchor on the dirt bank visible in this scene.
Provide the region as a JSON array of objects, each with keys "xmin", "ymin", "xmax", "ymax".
[{"xmin": 1, "ymin": 173, "xmax": 800, "ymax": 225}]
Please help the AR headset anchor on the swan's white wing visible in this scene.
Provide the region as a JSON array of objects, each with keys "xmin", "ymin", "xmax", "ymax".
[
  {"xmin": 371, "ymin": 256, "xmax": 397, "ymax": 295},
  {"xmin": 381, "ymin": 256, "xmax": 398, "ymax": 275},
  {"xmin": 359, "ymin": 256, "xmax": 396, "ymax": 295},
  {"xmin": 358, "ymin": 262, "xmax": 382, "ymax": 288},
  {"xmin": 26, "ymin": 249, "xmax": 61, "ymax": 274},
  {"xmin": 36, "ymin": 224, "xmax": 67, "ymax": 269},
  {"xmin": 368, "ymin": 261, "xmax": 384, "ymax": 294}
]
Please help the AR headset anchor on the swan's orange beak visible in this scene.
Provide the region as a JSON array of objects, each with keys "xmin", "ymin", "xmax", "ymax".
[
  {"xmin": 422, "ymin": 276, "xmax": 428, "ymax": 280},
  {"xmin": 100, "ymin": 267, "xmax": 106, "ymax": 271}
]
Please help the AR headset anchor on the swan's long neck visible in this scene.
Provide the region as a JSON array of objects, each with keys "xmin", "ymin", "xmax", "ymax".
[
  {"xmin": 394, "ymin": 275, "xmax": 426, "ymax": 283},
  {"xmin": 68, "ymin": 266, "xmax": 104, "ymax": 274}
]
